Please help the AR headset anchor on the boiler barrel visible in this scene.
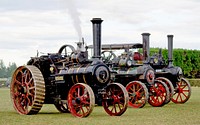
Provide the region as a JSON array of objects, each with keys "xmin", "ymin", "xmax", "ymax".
[{"xmin": 56, "ymin": 63, "xmax": 110, "ymax": 86}]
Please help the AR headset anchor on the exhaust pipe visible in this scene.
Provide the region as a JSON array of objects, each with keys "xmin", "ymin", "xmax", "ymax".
[
  {"xmin": 167, "ymin": 35, "xmax": 174, "ymax": 67},
  {"xmin": 142, "ymin": 33, "xmax": 151, "ymax": 61},
  {"xmin": 91, "ymin": 18, "xmax": 103, "ymax": 59}
]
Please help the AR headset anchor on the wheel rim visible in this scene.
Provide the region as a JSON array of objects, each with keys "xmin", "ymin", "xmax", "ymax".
[
  {"xmin": 10, "ymin": 65, "xmax": 45, "ymax": 115},
  {"xmin": 102, "ymin": 83, "xmax": 128, "ymax": 116},
  {"xmin": 172, "ymin": 78, "xmax": 191, "ymax": 103},
  {"xmin": 68, "ymin": 83, "xmax": 95, "ymax": 117},
  {"xmin": 148, "ymin": 80, "xmax": 169, "ymax": 107},
  {"xmin": 156, "ymin": 77, "xmax": 174, "ymax": 104},
  {"xmin": 126, "ymin": 81, "xmax": 148, "ymax": 108}
]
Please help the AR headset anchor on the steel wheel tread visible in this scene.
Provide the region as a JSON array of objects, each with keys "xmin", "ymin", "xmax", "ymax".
[{"xmin": 10, "ymin": 65, "xmax": 45, "ymax": 115}]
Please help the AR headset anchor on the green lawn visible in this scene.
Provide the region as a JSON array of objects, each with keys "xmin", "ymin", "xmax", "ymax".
[{"xmin": 0, "ymin": 87, "xmax": 200, "ymax": 125}]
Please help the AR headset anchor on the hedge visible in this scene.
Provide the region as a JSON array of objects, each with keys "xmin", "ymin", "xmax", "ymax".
[{"xmin": 150, "ymin": 48, "xmax": 200, "ymax": 78}]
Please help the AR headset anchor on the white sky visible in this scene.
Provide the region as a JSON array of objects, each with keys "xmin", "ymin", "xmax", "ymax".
[{"xmin": 0, "ymin": 0, "xmax": 200, "ymax": 66}]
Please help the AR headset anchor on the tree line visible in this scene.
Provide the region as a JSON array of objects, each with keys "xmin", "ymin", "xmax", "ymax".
[
  {"xmin": 0, "ymin": 60, "xmax": 17, "ymax": 78},
  {"xmin": 150, "ymin": 48, "xmax": 200, "ymax": 78}
]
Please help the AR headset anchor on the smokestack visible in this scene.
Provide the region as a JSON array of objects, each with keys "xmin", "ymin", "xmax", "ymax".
[
  {"xmin": 91, "ymin": 18, "xmax": 103, "ymax": 59},
  {"xmin": 142, "ymin": 33, "xmax": 150, "ymax": 61},
  {"xmin": 167, "ymin": 35, "xmax": 174, "ymax": 67}
]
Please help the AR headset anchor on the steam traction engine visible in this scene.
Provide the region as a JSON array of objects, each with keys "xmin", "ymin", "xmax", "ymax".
[
  {"xmin": 95, "ymin": 33, "xmax": 170, "ymax": 108},
  {"xmin": 10, "ymin": 18, "xmax": 129, "ymax": 117},
  {"xmin": 148, "ymin": 35, "xmax": 191, "ymax": 104}
]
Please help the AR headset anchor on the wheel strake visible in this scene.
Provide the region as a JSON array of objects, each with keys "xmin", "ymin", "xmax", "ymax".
[
  {"xmin": 102, "ymin": 83, "xmax": 128, "ymax": 116},
  {"xmin": 68, "ymin": 83, "xmax": 95, "ymax": 117},
  {"xmin": 10, "ymin": 65, "xmax": 45, "ymax": 115},
  {"xmin": 172, "ymin": 78, "xmax": 191, "ymax": 103},
  {"xmin": 126, "ymin": 81, "xmax": 149, "ymax": 108}
]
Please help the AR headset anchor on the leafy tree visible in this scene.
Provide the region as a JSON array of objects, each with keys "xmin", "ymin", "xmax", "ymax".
[
  {"xmin": 0, "ymin": 60, "xmax": 6, "ymax": 78},
  {"xmin": 0, "ymin": 60, "xmax": 17, "ymax": 78},
  {"xmin": 6, "ymin": 62, "xmax": 17, "ymax": 77}
]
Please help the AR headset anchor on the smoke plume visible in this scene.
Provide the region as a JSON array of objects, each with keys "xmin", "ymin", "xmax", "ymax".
[{"xmin": 63, "ymin": 0, "xmax": 82, "ymax": 41}]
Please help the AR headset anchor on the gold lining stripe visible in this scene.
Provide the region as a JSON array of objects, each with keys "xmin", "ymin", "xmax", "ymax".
[
  {"xmin": 83, "ymin": 64, "xmax": 90, "ymax": 84},
  {"xmin": 76, "ymin": 65, "xmax": 83, "ymax": 83}
]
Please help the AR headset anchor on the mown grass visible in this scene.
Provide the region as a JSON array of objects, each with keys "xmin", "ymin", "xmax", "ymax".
[{"xmin": 0, "ymin": 87, "xmax": 200, "ymax": 125}]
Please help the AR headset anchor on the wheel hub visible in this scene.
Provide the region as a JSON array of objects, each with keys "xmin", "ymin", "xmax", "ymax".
[
  {"xmin": 113, "ymin": 95, "xmax": 119, "ymax": 103},
  {"xmin": 75, "ymin": 97, "xmax": 81, "ymax": 104}
]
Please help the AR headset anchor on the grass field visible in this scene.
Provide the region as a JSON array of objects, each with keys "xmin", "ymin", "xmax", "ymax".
[{"xmin": 0, "ymin": 87, "xmax": 200, "ymax": 125}]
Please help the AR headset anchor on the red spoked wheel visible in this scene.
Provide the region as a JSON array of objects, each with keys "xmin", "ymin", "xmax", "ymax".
[
  {"xmin": 148, "ymin": 80, "xmax": 170, "ymax": 107},
  {"xmin": 156, "ymin": 77, "xmax": 174, "ymax": 104},
  {"xmin": 126, "ymin": 81, "xmax": 148, "ymax": 108},
  {"xmin": 172, "ymin": 78, "xmax": 191, "ymax": 103},
  {"xmin": 102, "ymin": 83, "xmax": 128, "ymax": 116},
  {"xmin": 10, "ymin": 65, "xmax": 45, "ymax": 115},
  {"xmin": 68, "ymin": 83, "xmax": 95, "ymax": 117}
]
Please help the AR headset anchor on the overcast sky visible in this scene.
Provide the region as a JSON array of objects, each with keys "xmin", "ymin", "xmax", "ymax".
[{"xmin": 0, "ymin": 0, "xmax": 200, "ymax": 66}]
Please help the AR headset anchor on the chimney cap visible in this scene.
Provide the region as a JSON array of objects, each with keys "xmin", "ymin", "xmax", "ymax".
[
  {"xmin": 141, "ymin": 33, "xmax": 151, "ymax": 36},
  {"xmin": 91, "ymin": 18, "xmax": 103, "ymax": 23},
  {"xmin": 167, "ymin": 35, "xmax": 174, "ymax": 37}
]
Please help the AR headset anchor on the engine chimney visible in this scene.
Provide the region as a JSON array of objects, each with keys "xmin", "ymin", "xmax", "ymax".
[
  {"xmin": 91, "ymin": 18, "xmax": 103, "ymax": 59},
  {"xmin": 142, "ymin": 33, "xmax": 151, "ymax": 61},
  {"xmin": 167, "ymin": 35, "xmax": 174, "ymax": 67}
]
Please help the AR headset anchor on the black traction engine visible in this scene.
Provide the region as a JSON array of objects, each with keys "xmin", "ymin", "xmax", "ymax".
[{"xmin": 10, "ymin": 18, "xmax": 129, "ymax": 117}]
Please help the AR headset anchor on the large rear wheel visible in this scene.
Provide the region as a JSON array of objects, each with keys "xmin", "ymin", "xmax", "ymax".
[
  {"xmin": 102, "ymin": 83, "xmax": 128, "ymax": 116},
  {"xmin": 10, "ymin": 65, "xmax": 45, "ymax": 115},
  {"xmin": 68, "ymin": 83, "xmax": 95, "ymax": 117}
]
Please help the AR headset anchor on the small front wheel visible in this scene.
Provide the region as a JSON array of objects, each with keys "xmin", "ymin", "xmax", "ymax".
[
  {"xmin": 68, "ymin": 83, "xmax": 95, "ymax": 117},
  {"xmin": 102, "ymin": 83, "xmax": 128, "ymax": 116},
  {"xmin": 156, "ymin": 77, "xmax": 174, "ymax": 104},
  {"xmin": 148, "ymin": 80, "xmax": 170, "ymax": 107},
  {"xmin": 172, "ymin": 78, "xmax": 191, "ymax": 104},
  {"xmin": 126, "ymin": 81, "xmax": 148, "ymax": 108}
]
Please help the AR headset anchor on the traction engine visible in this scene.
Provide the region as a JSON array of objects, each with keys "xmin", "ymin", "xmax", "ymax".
[
  {"xmin": 93, "ymin": 33, "xmax": 171, "ymax": 108},
  {"xmin": 148, "ymin": 35, "xmax": 191, "ymax": 104},
  {"xmin": 10, "ymin": 18, "xmax": 129, "ymax": 117}
]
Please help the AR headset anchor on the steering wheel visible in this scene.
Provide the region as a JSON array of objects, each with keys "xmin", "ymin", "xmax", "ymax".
[
  {"xmin": 101, "ymin": 50, "xmax": 116, "ymax": 63},
  {"xmin": 58, "ymin": 44, "xmax": 75, "ymax": 57}
]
